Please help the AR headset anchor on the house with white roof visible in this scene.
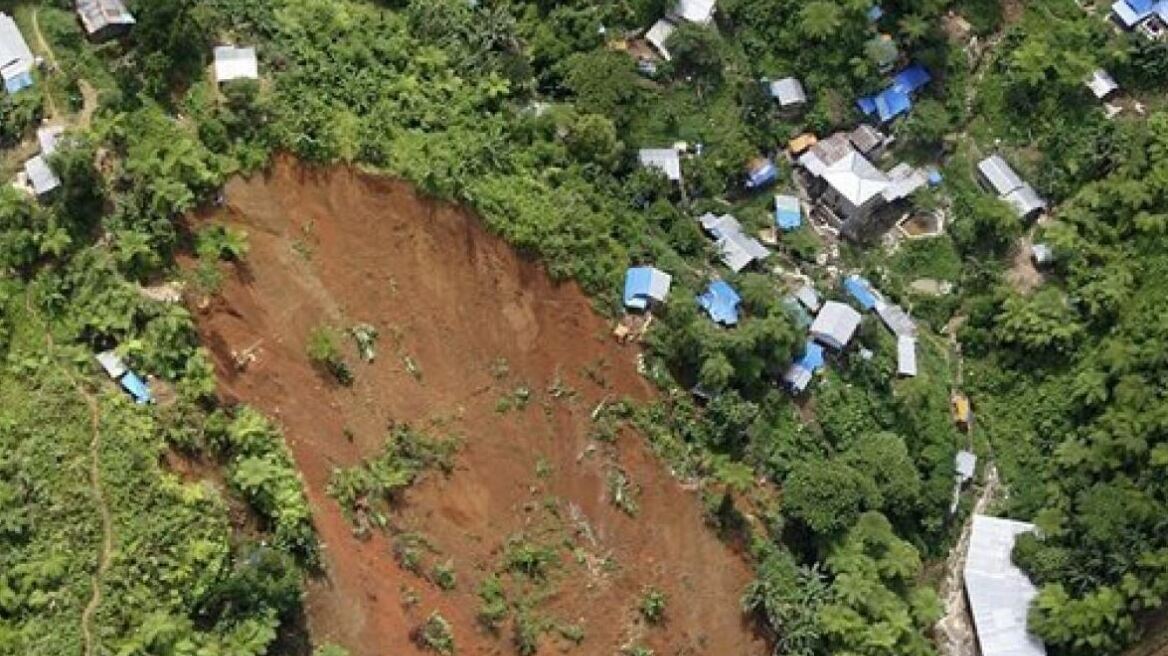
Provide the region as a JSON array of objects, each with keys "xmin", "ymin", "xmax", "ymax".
[
  {"xmin": 645, "ymin": 19, "xmax": 677, "ymax": 60},
  {"xmin": 37, "ymin": 125, "xmax": 65, "ymax": 156},
  {"xmin": 0, "ymin": 13, "xmax": 35, "ymax": 94},
  {"xmin": 797, "ymin": 132, "xmax": 928, "ymax": 238},
  {"xmin": 213, "ymin": 45, "xmax": 259, "ymax": 84},
  {"xmin": 964, "ymin": 515, "xmax": 1047, "ymax": 656},
  {"xmin": 896, "ymin": 335, "xmax": 917, "ymax": 377},
  {"xmin": 811, "ymin": 301, "xmax": 861, "ymax": 350},
  {"xmin": 23, "ymin": 155, "xmax": 61, "ymax": 198},
  {"xmin": 699, "ymin": 213, "xmax": 770, "ymax": 272},
  {"xmin": 1086, "ymin": 69, "xmax": 1118, "ymax": 100},
  {"xmin": 670, "ymin": 0, "xmax": 716, "ymax": 25},
  {"xmin": 639, "ymin": 148, "xmax": 682, "ymax": 183},
  {"xmin": 768, "ymin": 77, "xmax": 806, "ymax": 110},
  {"xmin": 977, "ymin": 155, "xmax": 1045, "ymax": 219}
]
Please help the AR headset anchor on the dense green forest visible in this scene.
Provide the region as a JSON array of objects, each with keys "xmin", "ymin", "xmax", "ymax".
[{"xmin": 1, "ymin": 0, "xmax": 1167, "ymax": 654}]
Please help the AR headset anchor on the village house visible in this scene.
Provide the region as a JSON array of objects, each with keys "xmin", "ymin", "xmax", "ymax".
[
  {"xmin": 1111, "ymin": 0, "xmax": 1168, "ymax": 38},
  {"xmin": 697, "ymin": 280, "xmax": 741, "ymax": 327},
  {"xmin": 745, "ymin": 157, "xmax": 778, "ymax": 189},
  {"xmin": 774, "ymin": 194, "xmax": 802, "ymax": 231},
  {"xmin": 646, "ymin": 0, "xmax": 716, "ymax": 60},
  {"xmin": 213, "ymin": 45, "xmax": 259, "ymax": 84},
  {"xmin": 1086, "ymin": 68, "xmax": 1119, "ymax": 100},
  {"xmin": 964, "ymin": 515, "xmax": 1047, "ymax": 656},
  {"xmin": 639, "ymin": 147, "xmax": 683, "ymax": 183},
  {"xmin": 698, "ymin": 212, "xmax": 770, "ymax": 272},
  {"xmin": 858, "ymin": 64, "xmax": 932, "ymax": 124},
  {"xmin": 76, "ymin": 0, "xmax": 135, "ymax": 42},
  {"xmin": 768, "ymin": 77, "xmax": 807, "ymax": 112},
  {"xmin": 977, "ymin": 154, "xmax": 1046, "ymax": 219},
  {"xmin": 810, "ymin": 301, "xmax": 861, "ymax": 350},
  {"xmin": 796, "ymin": 132, "xmax": 929, "ymax": 239},
  {"xmin": 896, "ymin": 335, "xmax": 917, "ymax": 377},
  {"xmin": 623, "ymin": 266, "xmax": 672, "ymax": 310},
  {"xmin": 782, "ymin": 340, "xmax": 825, "ymax": 393},
  {"xmin": 0, "ymin": 13, "xmax": 35, "ymax": 94},
  {"xmin": 23, "ymin": 155, "xmax": 60, "ymax": 198}
]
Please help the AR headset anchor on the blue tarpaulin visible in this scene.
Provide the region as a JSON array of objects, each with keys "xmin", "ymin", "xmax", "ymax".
[
  {"xmin": 698, "ymin": 281, "xmax": 742, "ymax": 326},
  {"xmin": 928, "ymin": 169, "xmax": 943, "ymax": 186},
  {"xmin": 1128, "ymin": 0, "xmax": 1154, "ymax": 12},
  {"xmin": 745, "ymin": 159, "xmax": 778, "ymax": 189},
  {"xmin": 795, "ymin": 341, "xmax": 826, "ymax": 372},
  {"xmin": 624, "ymin": 267, "xmax": 653, "ymax": 310},
  {"xmin": 892, "ymin": 64, "xmax": 932, "ymax": 95},
  {"xmin": 774, "ymin": 194, "xmax": 802, "ymax": 231},
  {"xmin": 5, "ymin": 72, "xmax": 33, "ymax": 94},
  {"xmin": 843, "ymin": 275, "xmax": 879, "ymax": 311},
  {"xmin": 120, "ymin": 371, "xmax": 153, "ymax": 404},
  {"xmin": 867, "ymin": 5, "xmax": 884, "ymax": 21},
  {"xmin": 874, "ymin": 89, "xmax": 912, "ymax": 122},
  {"xmin": 858, "ymin": 64, "xmax": 931, "ymax": 123}
]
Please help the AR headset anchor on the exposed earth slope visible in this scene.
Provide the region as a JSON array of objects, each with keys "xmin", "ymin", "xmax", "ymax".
[{"xmin": 191, "ymin": 157, "xmax": 764, "ymax": 655}]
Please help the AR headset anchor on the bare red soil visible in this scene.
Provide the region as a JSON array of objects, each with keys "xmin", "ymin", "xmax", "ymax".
[{"xmin": 189, "ymin": 158, "xmax": 766, "ymax": 656}]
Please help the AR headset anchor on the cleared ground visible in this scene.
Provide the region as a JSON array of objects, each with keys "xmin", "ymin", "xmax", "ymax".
[{"xmin": 190, "ymin": 157, "xmax": 766, "ymax": 655}]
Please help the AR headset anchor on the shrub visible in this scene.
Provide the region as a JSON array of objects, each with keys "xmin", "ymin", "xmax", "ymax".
[
  {"xmin": 415, "ymin": 612, "xmax": 455, "ymax": 655},
  {"xmin": 639, "ymin": 587, "xmax": 667, "ymax": 624}
]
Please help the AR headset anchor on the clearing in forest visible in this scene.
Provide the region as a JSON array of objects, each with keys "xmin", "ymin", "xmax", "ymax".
[{"xmin": 189, "ymin": 157, "xmax": 765, "ymax": 656}]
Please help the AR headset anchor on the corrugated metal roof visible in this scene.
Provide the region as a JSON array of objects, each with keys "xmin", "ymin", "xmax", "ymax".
[
  {"xmin": 645, "ymin": 19, "xmax": 676, "ymax": 60},
  {"xmin": 37, "ymin": 125, "xmax": 64, "ymax": 156},
  {"xmin": 876, "ymin": 300, "xmax": 916, "ymax": 337},
  {"xmin": 639, "ymin": 147, "xmax": 682, "ymax": 181},
  {"xmin": 822, "ymin": 151, "xmax": 890, "ymax": 207},
  {"xmin": 95, "ymin": 350, "xmax": 127, "ymax": 379},
  {"xmin": 794, "ymin": 285, "xmax": 821, "ymax": 312},
  {"xmin": 956, "ymin": 450, "xmax": 977, "ymax": 481},
  {"xmin": 213, "ymin": 45, "xmax": 258, "ymax": 83},
  {"xmin": 24, "ymin": 155, "xmax": 60, "ymax": 196},
  {"xmin": 76, "ymin": 0, "xmax": 135, "ymax": 36},
  {"xmin": 977, "ymin": 155, "xmax": 1025, "ymax": 196},
  {"xmin": 1005, "ymin": 184, "xmax": 1045, "ymax": 218},
  {"xmin": 0, "ymin": 13, "xmax": 34, "ymax": 86},
  {"xmin": 623, "ymin": 266, "xmax": 672, "ymax": 309},
  {"xmin": 775, "ymin": 194, "xmax": 802, "ymax": 230},
  {"xmin": 896, "ymin": 335, "xmax": 917, "ymax": 377},
  {"xmin": 700, "ymin": 213, "xmax": 769, "ymax": 272},
  {"xmin": 811, "ymin": 301, "xmax": 861, "ymax": 350},
  {"xmin": 965, "ymin": 515, "xmax": 1047, "ymax": 656},
  {"xmin": 1086, "ymin": 69, "xmax": 1118, "ymax": 99},
  {"xmin": 769, "ymin": 77, "xmax": 807, "ymax": 106},
  {"xmin": 671, "ymin": 0, "xmax": 716, "ymax": 24}
]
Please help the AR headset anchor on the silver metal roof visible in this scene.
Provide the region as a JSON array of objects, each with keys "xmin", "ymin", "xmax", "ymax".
[
  {"xmin": 875, "ymin": 300, "xmax": 916, "ymax": 337},
  {"xmin": 0, "ymin": 13, "xmax": 33, "ymax": 81},
  {"xmin": 794, "ymin": 285, "xmax": 821, "ymax": 312},
  {"xmin": 213, "ymin": 45, "xmax": 259, "ymax": 83},
  {"xmin": 1086, "ymin": 69, "xmax": 1118, "ymax": 99},
  {"xmin": 811, "ymin": 301, "xmax": 861, "ymax": 350},
  {"xmin": 645, "ymin": 19, "xmax": 676, "ymax": 60},
  {"xmin": 769, "ymin": 77, "xmax": 807, "ymax": 106},
  {"xmin": 671, "ymin": 0, "xmax": 716, "ymax": 24},
  {"xmin": 896, "ymin": 335, "xmax": 917, "ymax": 377},
  {"xmin": 964, "ymin": 515, "xmax": 1047, "ymax": 656},
  {"xmin": 24, "ymin": 155, "xmax": 60, "ymax": 196},
  {"xmin": 1004, "ymin": 183, "xmax": 1045, "ymax": 218},
  {"xmin": 956, "ymin": 450, "xmax": 977, "ymax": 481},
  {"xmin": 95, "ymin": 350, "xmax": 127, "ymax": 379},
  {"xmin": 639, "ymin": 148, "xmax": 682, "ymax": 182},
  {"xmin": 977, "ymin": 155, "xmax": 1025, "ymax": 196}
]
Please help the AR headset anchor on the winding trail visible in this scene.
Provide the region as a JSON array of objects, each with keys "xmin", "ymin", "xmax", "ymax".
[
  {"xmin": 24, "ymin": 292, "xmax": 114, "ymax": 656},
  {"xmin": 78, "ymin": 387, "xmax": 111, "ymax": 656}
]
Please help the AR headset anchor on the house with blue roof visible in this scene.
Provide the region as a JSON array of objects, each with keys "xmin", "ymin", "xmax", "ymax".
[
  {"xmin": 745, "ymin": 158, "xmax": 778, "ymax": 189},
  {"xmin": 697, "ymin": 280, "xmax": 741, "ymax": 326},
  {"xmin": 120, "ymin": 371, "xmax": 154, "ymax": 404},
  {"xmin": 1111, "ymin": 0, "xmax": 1168, "ymax": 36},
  {"xmin": 843, "ymin": 275, "xmax": 880, "ymax": 311},
  {"xmin": 857, "ymin": 64, "xmax": 932, "ymax": 123},
  {"xmin": 0, "ymin": 13, "xmax": 35, "ymax": 94},
  {"xmin": 783, "ymin": 340, "xmax": 826, "ymax": 393},
  {"xmin": 623, "ymin": 266, "xmax": 673, "ymax": 310},
  {"xmin": 774, "ymin": 194, "xmax": 802, "ymax": 231}
]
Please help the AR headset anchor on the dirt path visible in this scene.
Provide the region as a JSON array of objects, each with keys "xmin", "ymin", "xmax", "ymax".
[
  {"xmin": 29, "ymin": 9, "xmax": 59, "ymax": 119},
  {"xmin": 78, "ymin": 387, "xmax": 111, "ymax": 656},
  {"xmin": 25, "ymin": 292, "xmax": 114, "ymax": 656},
  {"xmin": 934, "ymin": 464, "xmax": 1000, "ymax": 656}
]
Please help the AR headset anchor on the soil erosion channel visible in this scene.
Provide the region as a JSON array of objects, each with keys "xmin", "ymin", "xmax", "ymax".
[{"xmin": 191, "ymin": 158, "xmax": 764, "ymax": 656}]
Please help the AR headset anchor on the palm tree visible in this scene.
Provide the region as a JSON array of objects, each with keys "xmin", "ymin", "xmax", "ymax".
[{"xmin": 800, "ymin": 1, "xmax": 842, "ymax": 41}]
